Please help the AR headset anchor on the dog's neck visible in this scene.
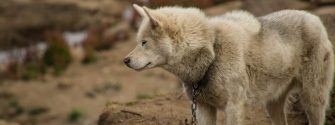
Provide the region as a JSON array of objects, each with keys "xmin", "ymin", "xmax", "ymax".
[
  {"xmin": 162, "ymin": 19, "xmax": 217, "ymax": 86},
  {"xmin": 162, "ymin": 47, "xmax": 215, "ymax": 86}
]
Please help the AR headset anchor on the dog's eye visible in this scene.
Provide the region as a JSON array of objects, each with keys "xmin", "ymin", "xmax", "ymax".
[{"xmin": 141, "ymin": 40, "xmax": 147, "ymax": 46}]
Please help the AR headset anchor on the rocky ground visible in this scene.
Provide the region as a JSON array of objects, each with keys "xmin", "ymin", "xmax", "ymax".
[{"xmin": 98, "ymin": 94, "xmax": 309, "ymax": 125}]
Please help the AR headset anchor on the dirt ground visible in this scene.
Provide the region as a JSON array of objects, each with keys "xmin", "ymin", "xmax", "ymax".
[
  {"xmin": 0, "ymin": 37, "xmax": 179, "ymax": 125},
  {"xmin": 98, "ymin": 95, "xmax": 308, "ymax": 125}
]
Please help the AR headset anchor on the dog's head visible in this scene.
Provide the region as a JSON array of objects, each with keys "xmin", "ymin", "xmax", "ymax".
[{"xmin": 123, "ymin": 4, "xmax": 176, "ymax": 71}]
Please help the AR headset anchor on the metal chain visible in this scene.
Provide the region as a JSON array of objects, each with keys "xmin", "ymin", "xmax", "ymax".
[
  {"xmin": 189, "ymin": 60, "xmax": 212, "ymax": 125},
  {"xmin": 191, "ymin": 83, "xmax": 199, "ymax": 125}
]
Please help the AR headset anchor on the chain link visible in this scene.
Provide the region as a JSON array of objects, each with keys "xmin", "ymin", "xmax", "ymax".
[
  {"xmin": 191, "ymin": 83, "xmax": 199, "ymax": 125},
  {"xmin": 189, "ymin": 61, "xmax": 212, "ymax": 125}
]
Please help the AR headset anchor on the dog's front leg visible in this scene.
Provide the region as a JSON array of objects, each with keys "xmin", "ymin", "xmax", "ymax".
[
  {"xmin": 224, "ymin": 99, "xmax": 245, "ymax": 125},
  {"xmin": 196, "ymin": 102, "xmax": 217, "ymax": 125}
]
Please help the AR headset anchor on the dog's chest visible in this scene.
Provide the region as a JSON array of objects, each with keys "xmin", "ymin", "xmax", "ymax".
[{"xmin": 184, "ymin": 82, "xmax": 228, "ymax": 109}]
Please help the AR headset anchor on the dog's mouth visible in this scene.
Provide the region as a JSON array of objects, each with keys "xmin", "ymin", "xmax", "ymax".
[{"xmin": 135, "ymin": 62, "xmax": 152, "ymax": 71}]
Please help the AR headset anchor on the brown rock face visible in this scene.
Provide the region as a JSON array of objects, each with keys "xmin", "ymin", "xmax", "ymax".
[
  {"xmin": 310, "ymin": 0, "xmax": 335, "ymax": 4},
  {"xmin": 0, "ymin": 0, "xmax": 96, "ymax": 50},
  {"xmin": 205, "ymin": 1, "xmax": 242, "ymax": 16},
  {"xmin": 242, "ymin": 0, "xmax": 315, "ymax": 16},
  {"xmin": 319, "ymin": 14, "xmax": 335, "ymax": 47}
]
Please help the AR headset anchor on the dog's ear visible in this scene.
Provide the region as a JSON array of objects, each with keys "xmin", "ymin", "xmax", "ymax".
[
  {"xmin": 133, "ymin": 4, "xmax": 146, "ymax": 17},
  {"xmin": 133, "ymin": 4, "xmax": 160, "ymax": 29},
  {"xmin": 142, "ymin": 7, "xmax": 159, "ymax": 29}
]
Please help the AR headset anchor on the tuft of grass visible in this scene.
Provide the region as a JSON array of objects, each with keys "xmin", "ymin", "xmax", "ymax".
[
  {"xmin": 81, "ymin": 26, "xmax": 103, "ymax": 65},
  {"xmin": 125, "ymin": 101, "xmax": 138, "ymax": 106},
  {"xmin": 136, "ymin": 94, "xmax": 152, "ymax": 100},
  {"xmin": 94, "ymin": 82, "xmax": 122, "ymax": 93},
  {"xmin": 21, "ymin": 62, "xmax": 46, "ymax": 80},
  {"xmin": 105, "ymin": 101, "xmax": 112, "ymax": 108},
  {"xmin": 108, "ymin": 82, "xmax": 122, "ymax": 92},
  {"xmin": 85, "ymin": 91, "xmax": 96, "ymax": 98},
  {"xmin": 81, "ymin": 51, "xmax": 97, "ymax": 65},
  {"xmin": 28, "ymin": 106, "xmax": 48, "ymax": 116},
  {"xmin": 8, "ymin": 100, "xmax": 24, "ymax": 116},
  {"xmin": 67, "ymin": 109, "xmax": 83, "ymax": 122},
  {"xmin": 21, "ymin": 64, "xmax": 39, "ymax": 80}
]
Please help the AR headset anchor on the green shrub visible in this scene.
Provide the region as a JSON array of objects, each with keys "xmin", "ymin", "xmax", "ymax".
[
  {"xmin": 67, "ymin": 109, "xmax": 83, "ymax": 122},
  {"xmin": 81, "ymin": 25, "xmax": 115, "ymax": 64},
  {"xmin": 43, "ymin": 31, "xmax": 72, "ymax": 75}
]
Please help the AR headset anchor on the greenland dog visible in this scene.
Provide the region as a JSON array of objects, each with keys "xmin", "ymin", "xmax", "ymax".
[{"xmin": 124, "ymin": 4, "xmax": 334, "ymax": 125}]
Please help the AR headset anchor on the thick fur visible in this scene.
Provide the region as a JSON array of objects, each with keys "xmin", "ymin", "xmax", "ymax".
[{"xmin": 125, "ymin": 5, "xmax": 334, "ymax": 125}]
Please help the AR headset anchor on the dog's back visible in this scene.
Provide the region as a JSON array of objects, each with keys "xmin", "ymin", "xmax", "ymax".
[
  {"xmin": 212, "ymin": 10, "xmax": 333, "ymax": 125},
  {"xmin": 252, "ymin": 10, "xmax": 333, "ymax": 79}
]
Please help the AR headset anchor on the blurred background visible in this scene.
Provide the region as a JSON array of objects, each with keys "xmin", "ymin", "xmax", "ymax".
[{"xmin": 0, "ymin": 0, "xmax": 334, "ymax": 125}]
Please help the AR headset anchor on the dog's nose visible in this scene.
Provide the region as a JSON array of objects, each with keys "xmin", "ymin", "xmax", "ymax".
[{"xmin": 123, "ymin": 57, "xmax": 131, "ymax": 64}]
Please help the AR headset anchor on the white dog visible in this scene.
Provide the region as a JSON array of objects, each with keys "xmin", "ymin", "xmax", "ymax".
[{"xmin": 124, "ymin": 4, "xmax": 334, "ymax": 125}]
